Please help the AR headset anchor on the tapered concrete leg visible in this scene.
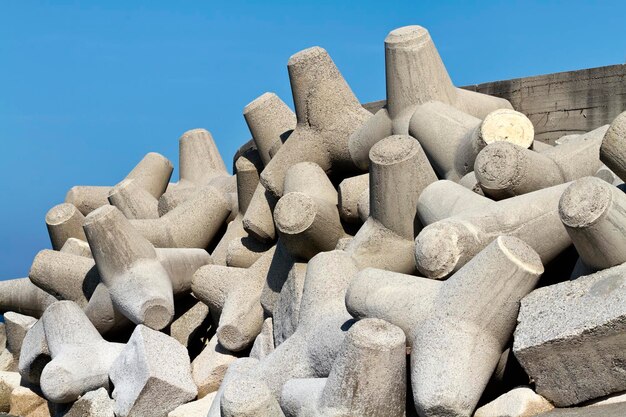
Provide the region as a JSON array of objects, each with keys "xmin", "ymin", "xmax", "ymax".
[
  {"xmin": 206, "ymin": 358, "xmax": 260, "ymax": 417},
  {"xmin": 65, "ymin": 185, "xmax": 111, "ymax": 216},
  {"xmin": 45, "ymin": 203, "xmax": 87, "ymax": 250},
  {"xmin": 18, "ymin": 319, "xmax": 50, "ymax": 385},
  {"xmin": 559, "ymin": 176, "xmax": 626, "ymax": 270},
  {"xmin": 338, "ymin": 173, "xmax": 369, "ymax": 223},
  {"xmin": 0, "ymin": 278, "xmax": 56, "ymax": 318},
  {"xmin": 346, "ymin": 268, "xmax": 441, "ymax": 345},
  {"xmin": 179, "ymin": 128, "xmax": 228, "ymax": 183},
  {"xmin": 412, "ymin": 237, "xmax": 543, "ymax": 417},
  {"xmin": 600, "ymin": 111, "xmax": 626, "ymax": 182},
  {"xmin": 60, "ymin": 237, "xmax": 92, "ymax": 258},
  {"xmin": 108, "ymin": 178, "xmax": 159, "ymax": 219},
  {"xmin": 415, "ymin": 182, "xmax": 571, "ymax": 279},
  {"xmin": 242, "ymin": 183, "xmax": 277, "ymax": 243},
  {"xmin": 222, "ymin": 375, "xmax": 285, "ymax": 417},
  {"xmin": 417, "ymin": 180, "xmax": 493, "ymax": 225},
  {"xmin": 192, "ymin": 335, "xmax": 238, "ymax": 398},
  {"xmin": 84, "ymin": 205, "xmax": 174, "ymax": 329},
  {"xmin": 244, "ymin": 92, "xmax": 296, "ymax": 166},
  {"xmin": 39, "ymin": 301, "xmax": 125, "ymax": 403},
  {"xmin": 260, "ymin": 46, "xmax": 370, "ymax": 197},
  {"xmin": 29, "ymin": 250, "xmax": 99, "ymax": 307},
  {"xmin": 131, "ymin": 186, "xmax": 231, "ymax": 248}
]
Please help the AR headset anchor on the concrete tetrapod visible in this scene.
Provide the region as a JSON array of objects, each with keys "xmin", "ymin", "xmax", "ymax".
[
  {"xmin": 66, "ymin": 152, "xmax": 173, "ymax": 215},
  {"xmin": 221, "ymin": 374, "xmax": 286, "ymax": 417},
  {"xmin": 411, "ymin": 236, "xmax": 544, "ymax": 417},
  {"xmin": 83, "ymin": 205, "xmax": 175, "ymax": 330},
  {"xmin": 559, "ymin": 176, "xmax": 626, "ymax": 271},
  {"xmin": 475, "ymin": 125, "xmax": 609, "ymax": 199},
  {"xmin": 338, "ymin": 173, "xmax": 369, "ymax": 224},
  {"xmin": 259, "ymin": 46, "xmax": 371, "ymax": 198},
  {"xmin": 18, "ymin": 319, "xmax": 50, "ymax": 385},
  {"xmin": 37, "ymin": 301, "xmax": 125, "ymax": 403},
  {"xmin": 513, "ymin": 261, "xmax": 626, "ymax": 406},
  {"xmin": 348, "ymin": 25, "xmax": 512, "ymax": 170},
  {"xmin": 108, "ymin": 178, "xmax": 159, "ymax": 219},
  {"xmin": 0, "ymin": 278, "xmax": 57, "ymax": 318},
  {"xmin": 407, "ymin": 102, "xmax": 534, "ymax": 181},
  {"xmin": 192, "ymin": 247, "xmax": 277, "ymax": 351},
  {"xmin": 600, "ymin": 111, "xmax": 626, "ymax": 182},
  {"xmin": 243, "ymin": 92, "xmax": 296, "ymax": 166},
  {"xmin": 280, "ymin": 318, "xmax": 406, "ymax": 417},
  {"xmin": 237, "ymin": 251, "xmax": 358, "ymax": 398},
  {"xmin": 131, "ymin": 185, "xmax": 231, "ymax": 249},
  {"xmin": 274, "ymin": 162, "xmax": 345, "ymax": 260},
  {"xmin": 345, "ymin": 135, "xmax": 437, "ymax": 273},
  {"xmin": 109, "ymin": 325, "xmax": 197, "ymax": 417},
  {"xmin": 191, "ymin": 334, "xmax": 238, "ymax": 398},
  {"xmin": 415, "ymin": 182, "xmax": 571, "ymax": 279},
  {"xmin": 45, "ymin": 203, "xmax": 87, "ymax": 250}
]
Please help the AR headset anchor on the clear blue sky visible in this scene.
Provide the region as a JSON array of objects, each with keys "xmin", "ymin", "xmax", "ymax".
[{"xmin": 1, "ymin": 1, "xmax": 625, "ymax": 279}]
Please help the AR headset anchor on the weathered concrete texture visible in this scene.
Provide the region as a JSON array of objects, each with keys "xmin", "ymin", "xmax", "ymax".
[
  {"xmin": 274, "ymin": 162, "xmax": 344, "ymax": 260},
  {"xmin": 250, "ymin": 318, "xmax": 274, "ymax": 360},
  {"xmin": 415, "ymin": 182, "xmax": 570, "ymax": 279},
  {"xmin": 45, "ymin": 203, "xmax": 87, "ymax": 251},
  {"xmin": 272, "ymin": 261, "xmax": 306, "ymax": 346},
  {"xmin": 0, "ymin": 372, "xmax": 21, "ymax": 413},
  {"xmin": 244, "ymin": 92, "xmax": 296, "ymax": 166},
  {"xmin": 168, "ymin": 391, "xmax": 216, "ymax": 417},
  {"xmin": 192, "ymin": 247, "xmax": 276, "ymax": 351},
  {"xmin": 260, "ymin": 46, "xmax": 370, "ymax": 198},
  {"xmin": 206, "ymin": 357, "xmax": 259, "ymax": 417},
  {"xmin": 280, "ymin": 318, "xmax": 406, "ymax": 417},
  {"xmin": 221, "ymin": 375, "xmax": 286, "ymax": 417},
  {"xmin": 109, "ymin": 325, "xmax": 197, "ymax": 417},
  {"xmin": 475, "ymin": 125, "xmax": 608, "ymax": 199},
  {"xmin": 559, "ymin": 177, "xmax": 626, "ymax": 271},
  {"xmin": 412, "ymin": 237, "xmax": 543, "ymax": 417},
  {"xmin": 60, "ymin": 237, "xmax": 92, "ymax": 258},
  {"xmin": 108, "ymin": 178, "xmax": 159, "ymax": 219},
  {"xmin": 600, "ymin": 111, "xmax": 626, "ymax": 182},
  {"xmin": 18, "ymin": 319, "xmax": 49, "ymax": 385},
  {"xmin": 167, "ymin": 295, "xmax": 210, "ymax": 350},
  {"xmin": 464, "ymin": 64, "xmax": 626, "ymax": 144},
  {"xmin": 338, "ymin": 173, "xmax": 369, "ymax": 224},
  {"xmin": 38, "ymin": 301, "xmax": 124, "ymax": 403},
  {"xmin": 345, "ymin": 135, "xmax": 437, "ymax": 273},
  {"xmin": 4, "ymin": 312, "xmax": 36, "ymax": 360},
  {"xmin": 408, "ymin": 103, "xmax": 533, "ymax": 181},
  {"xmin": 349, "ymin": 25, "xmax": 512, "ymax": 170},
  {"xmin": 65, "ymin": 152, "xmax": 173, "ymax": 215},
  {"xmin": 513, "ymin": 262, "xmax": 626, "ymax": 407},
  {"xmin": 64, "ymin": 388, "xmax": 115, "ymax": 417},
  {"xmin": 9, "ymin": 386, "xmax": 51, "ymax": 417},
  {"xmin": 191, "ymin": 335, "xmax": 237, "ymax": 398},
  {"xmin": 474, "ymin": 387, "xmax": 554, "ymax": 417},
  {"xmin": 536, "ymin": 403, "xmax": 626, "ymax": 417},
  {"xmin": 0, "ymin": 278, "xmax": 57, "ymax": 318},
  {"xmin": 417, "ymin": 180, "xmax": 493, "ymax": 225}
]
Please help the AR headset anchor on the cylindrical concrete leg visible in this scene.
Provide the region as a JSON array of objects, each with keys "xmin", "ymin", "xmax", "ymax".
[
  {"xmin": 338, "ymin": 173, "xmax": 369, "ymax": 223},
  {"xmin": 242, "ymin": 183, "xmax": 277, "ymax": 243},
  {"xmin": 319, "ymin": 318, "xmax": 406, "ymax": 417},
  {"xmin": 179, "ymin": 129, "xmax": 228, "ymax": 183},
  {"xmin": 600, "ymin": 111, "xmax": 626, "ymax": 182},
  {"xmin": 235, "ymin": 150, "xmax": 262, "ymax": 215},
  {"xmin": 274, "ymin": 192, "xmax": 345, "ymax": 260},
  {"xmin": 417, "ymin": 180, "xmax": 493, "ymax": 225},
  {"xmin": 283, "ymin": 162, "xmax": 337, "ymax": 204},
  {"xmin": 348, "ymin": 108, "xmax": 394, "ymax": 170},
  {"xmin": 475, "ymin": 142, "xmax": 564, "ymax": 199},
  {"xmin": 369, "ymin": 135, "xmax": 437, "ymax": 239},
  {"xmin": 243, "ymin": 92, "xmax": 296, "ymax": 166},
  {"xmin": 411, "ymin": 236, "xmax": 543, "ymax": 417},
  {"xmin": 559, "ymin": 176, "xmax": 626, "ymax": 270},
  {"xmin": 221, "ymin": 376, "xmax": 284, "ymax": 417},
  {"xmin": 45, "ymin": 203, "xmax": 87, "ymax": 250},
  {"xmin": 83, "ymin": 205, "xmax": 174, "ymax": 330},
  {"xmin": 125, "ymin": 152, "xmax": 173, "ymax": 199},
  {"xmin": 0, "ymin": 278, "xmax": 57, "ymax": 318},
  {"xmin": 60, "ymin": 237, "xmax": 92, "ymax": 258},
  {"xmin": 108, "ymin": 178, "xmax": 159, "ymax": 219},
  {"xmin": 65, "ymin": 186, "xmax": 111, "ymax": 216}
]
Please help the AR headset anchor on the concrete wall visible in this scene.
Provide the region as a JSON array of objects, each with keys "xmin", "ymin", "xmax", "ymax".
[{"xmin": 364, "ymin": 64, "xmax": 626, "ymax": 145}]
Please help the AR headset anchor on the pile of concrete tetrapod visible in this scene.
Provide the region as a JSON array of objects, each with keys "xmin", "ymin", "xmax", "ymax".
[{"xmin": 1, "ymin": 24, "xmax": 626, "ymax": 417}]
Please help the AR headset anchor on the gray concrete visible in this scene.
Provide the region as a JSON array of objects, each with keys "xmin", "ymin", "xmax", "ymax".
[
  {"xmin": 191, "ymin": 335, "xmax": 237, "ymax": 399},
  {"xmin": 274, "ymin": 162, "xmax": 344, "ymax": 260},
  {"xmin": 412, "ymin": 237, "xmax": 543, "ymax": 417},
  {"xmin": 45, "ymin": 203, "xmax": 87, "ymax": 250},
  {"xmin": 4, "ymin": 313, "xmax": 36, "ymax": 361},
  {"xmin": 601, "ymin": 111, "xmax": 626, "ymax": 182},
  {"xmin": 415, "ymin": 182, "xmax": 571, "ymax": 279},
  {"xmin": 474, "ymin": 387, "xmax": 553, "ymax": 417},
  {"xmin": 108, "ymin": 178, "xmax": 159, "ymax": 219},
  {"xmin": 38, "ymin": 301, "xmax": 124, "ymax": 403},
  {"xmin": 244, "ymin": 92, "xmax": 296, "ymax": 166},
  {"xmin": 537, "ymin": 403, "xmax": 626, "ymax": 417},
  {"xmin": 109, "ymin": 325, "xmax": 197, "ymax": 417},
  {"xmin": 513, "ymin": 261, "xmax": 626, "ymax": 406},
  {"xmin": 280, "ymin": 318, "xmax": 406, "ymax": 417},
  {"xmin": 348, "ymin": 25, "xmax": 512, "ymax": 170},
  {"xmin": 0, "ymin": 278, "xmax": 56, "ymax": 318},
  {"xmin": 559, "ymin": 176, "xmax": 626, "ymax": 271},
  {"xmin": 17, "ymin": 319, "xmax": 49, "ymax": 385},
  {"xmin": 221, "ymin": 375, "xmax": 285, "ymax": 417},
  {"xmin": 338, "ymin": 173, "xmax": 369, "ymax": 224},
  {"xmin": 345, "ymin": 135, "xmax": 437, "ymax": 273},
  {"xmin": 417, "ymin": 180, "xmax": 493, "ymax": 225},
  {"xmin": 475, "ymin": 125, "xmax": 608, "ymax": 199},
  {"xmin": 64, "ymin": 388, "xmax": 115, "ymax": 417},
  {"xmin": 260, "ymin": 46, "xmax": 370, "ymax": 198}
]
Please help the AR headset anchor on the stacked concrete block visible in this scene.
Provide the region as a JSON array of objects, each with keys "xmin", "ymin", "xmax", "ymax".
[{"xmin": 5, "ymin": 22, "xmax": 626, "ymax": 417}]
